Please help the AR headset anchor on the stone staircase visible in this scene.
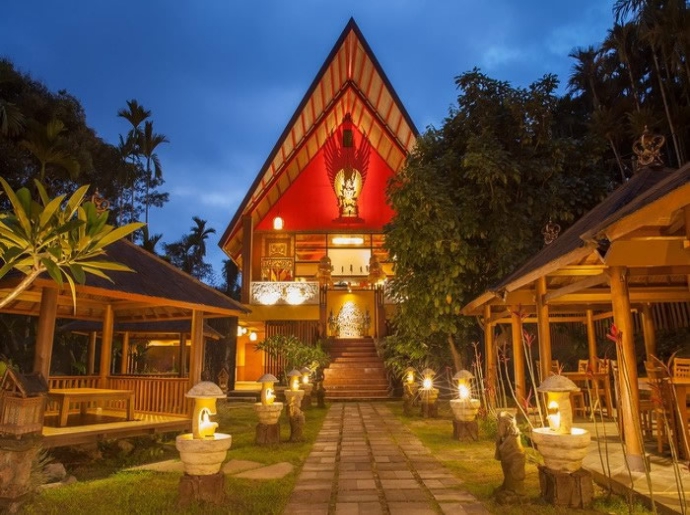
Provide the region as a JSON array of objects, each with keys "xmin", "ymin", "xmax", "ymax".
[{"xmin": 323, "ymin": 338, "xmax": 390, "ymax": 400}]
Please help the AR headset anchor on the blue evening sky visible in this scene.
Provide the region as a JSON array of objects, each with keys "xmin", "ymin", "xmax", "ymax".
[{"xmin": 0, "ymin": 1, "xmax": 614, "ymax": 281}]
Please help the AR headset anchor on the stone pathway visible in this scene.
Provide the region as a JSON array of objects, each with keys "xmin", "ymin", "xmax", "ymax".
[{"xmin": 283, "ymin": 402, "xmax": 489, "ymax": 515}]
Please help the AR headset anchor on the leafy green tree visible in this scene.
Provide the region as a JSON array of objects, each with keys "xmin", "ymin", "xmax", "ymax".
[
  {"xmin": 20, "ymin": 118, "xmax": 80, "ymax": 182},
  {"xmin": 385, "ymin": 69, "xmax": 611, "ymax": 372},
  {"xmin": 0, "ymin": 178, "xmax": 144, "ymax": 310},
  {"xmin": 255, "ymin": 334, "xmax": 330, "ymax": 385}
]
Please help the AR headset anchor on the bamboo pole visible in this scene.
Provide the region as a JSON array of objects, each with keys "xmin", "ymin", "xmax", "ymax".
[
  {"xmin": 536, "ymin": 277, "xmax": 552, "ymax": 382},
  {"xmin": 511, "ymin": 307, "xmax": 526, "ymax": 404},
  {"xmin": 484, "ymin": 304, "xmax": 497, "ymax": 406},
  {"xmin": 609, "ymin": 266, "xmax": 644, "ymax": 472}
]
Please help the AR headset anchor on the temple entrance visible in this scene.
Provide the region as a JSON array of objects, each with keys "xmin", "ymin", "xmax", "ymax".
[{"xmin": 326, "ymin": 290, "xmax": 375, "ymax": 339}]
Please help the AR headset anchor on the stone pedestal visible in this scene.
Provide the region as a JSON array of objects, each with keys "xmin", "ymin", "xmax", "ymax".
[
  {"xmin": 285, "ymin": 390, "xmax": 305, "ymax": 442},
  {"xmin": 0, "ymin": 435, "xmax": 42, "ymax": 511},
  {"xmin": 178, "ymin": 471, "xmax": 226, "ymax": 506},
  {"xmin": 420, "ymin": 388, "xmax": 439, "ymax": 418},
  {"xmin": 315, "ymin": 382, "xmax": 326, "ymax": 408},
  {"xmin": 300, "ymin": 384, "xmax": 313, "ymax": 410},
  {"xmin": 255, "ymin": 422, "xmax": 281, "ymax": 445},
  {"xmin": 538, "ymin": 466, "xmax": 593, "ymax": 508},
  {"xmin": 452, "ymin": 419, "xmax": 479, "ymax": 441},
  {"xmin": 175, "ymin": 433, "xmax": 232, "ymax": 475},
  {"xmin": 254, "ymin": 403, "xmax": 283, "ymax": 445}
]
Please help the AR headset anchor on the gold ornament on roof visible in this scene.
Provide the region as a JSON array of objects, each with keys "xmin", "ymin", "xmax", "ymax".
[
  {"xmin": 632, "ymin": 126, "xmax": 665, "ymax": 168},
  {"xmin": 90, "ymin": 189, "xmax": 110, "ymax": 213},
  {"xmin": 542, "ymin": 220, "xmax": 560, "ymax": 245}
]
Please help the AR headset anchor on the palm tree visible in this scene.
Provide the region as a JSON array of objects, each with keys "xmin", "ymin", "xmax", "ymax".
[
  {"xmin": 139, "ymin": 225, "xmax": 163, "ymax": 255},
  {"xmin": 117, "ymin": 99, "xmax": 150, "ymax": 223},
  {"xmin": 19, "ymin": 118, "xmax": 80, "ymax": 182},
  {"xmin": 0, "ymin": 99, "xmax": 24, "ymax": 136},
  {"xmin": 138, "ymin": 120, "xmax": 168, "ymax": 224},
  {"xmin": 568, "ymin": 46, "xmax": 604, "ymax": 110},
  {"xmin": 603, "ymin": 22, "xmax": 643, "ymax": 111},
  {"xmin": 188, "ymin": 216, "xmax": 215, "ymax": 265}
]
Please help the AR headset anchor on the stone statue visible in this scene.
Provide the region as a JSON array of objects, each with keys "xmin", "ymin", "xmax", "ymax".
[{"xmin": 494, "ymin": 411, "xmax": 525, "ymax": 504}]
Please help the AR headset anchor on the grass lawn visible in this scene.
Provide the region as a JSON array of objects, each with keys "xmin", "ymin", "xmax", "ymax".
[
  {"xmin": 388, "ymin": 400, "xmax": 653, "ymax": 515},
  {"xmin": 21, "ymin": 400, "xmax": 329, "ymax": 515}
]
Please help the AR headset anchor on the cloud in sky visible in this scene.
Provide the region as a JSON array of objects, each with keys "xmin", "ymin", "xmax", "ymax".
[{"xmin": 0, "ymin": 0, "xmax": 616, "ymax": 276}]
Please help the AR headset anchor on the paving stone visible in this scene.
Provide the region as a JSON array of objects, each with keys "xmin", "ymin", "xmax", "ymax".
[
  {"xmin": 387, "ymin": 501, "xmax": 438, "ymax": 514},
  {"xmin": 283, "ymin": 503, "xmax": 330, "ymax": 515},
  {"xmin": 384, "ymin": 489, "xmax": 429, "ymax": 502},
  {"xmin": 221, "ymin": 459, "xmax": 263, "ymax": 475},
  {"xmin": 233, "ymin": 462, "xmax": 294, "ymax": 479}
]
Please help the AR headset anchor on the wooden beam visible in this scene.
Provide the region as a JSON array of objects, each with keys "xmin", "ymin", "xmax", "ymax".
[
  {"xmin": 188, "ymin": 310, "xmax": 204, "ymax": 390},
  {"xmin": 592, "ymin": 311, "xmax": 614, "ymax": 322},
  {"xmin": 544, "ymin": 273, "xmax": 609, "ymax": 304},
  {"xmin": 601, "ymin": 183, "xmax": 690, "ymax": 242},
  {"xmin": 605, "ymin": 240, "xmax": 690, "ymax": 267},
  {"xmin": 87, "ymin": 332, "xmax": 97, "ymax": 375},
  {"xmin": 241, "ymin": 215, "xmax": 253, "ymax": 304},
  {"xmin": 120, "ymin": 332, "xmax": 130, "ymax": 374},
  {"xmin": 34, "ymin": 287, "xmax": 58, "ymax": 379},
  {"xmin": 99, "ymin": 304, "xmax": 114, "ymax": 388},
  {"xmin": 641, "ymin": 304, "xmax": 657, "ymax": 361},
  {"xmin": 548, "ymin": 265, "xmax": 606, "ymax": 277},
  {"xmin": 609, "ymin": 266, "xmax": 644, "ymax": 471},
  {"xmin": 585, "ymin": 310, "xmax": 597, "ymax": 370}
]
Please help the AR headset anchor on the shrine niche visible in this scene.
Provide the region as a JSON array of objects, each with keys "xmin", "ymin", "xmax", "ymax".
[
  {"xmin": 325, "ymin": 114, "xmax": 371, "ymax": 223},
  {"xmin": 261, "ymin": 236, "xmax": 294, "ymax": 281},
  {"xmin": 335, "ymin": 302, "xmax": 370, "ymax": 338}
]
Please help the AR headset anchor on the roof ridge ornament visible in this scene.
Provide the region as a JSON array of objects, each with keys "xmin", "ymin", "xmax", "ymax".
[
  {"xmin": 633, "ymin": 126, "xmax": 665, "ymax": 169},
  {"xmin": 542, "ymin": 219, "xmax": 560, "ymax": 245}
]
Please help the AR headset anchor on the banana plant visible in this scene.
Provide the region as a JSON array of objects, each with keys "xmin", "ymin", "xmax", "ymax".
[{"xmin": 0, "ymin": 178, "xmax": 144, "ymax": 311}]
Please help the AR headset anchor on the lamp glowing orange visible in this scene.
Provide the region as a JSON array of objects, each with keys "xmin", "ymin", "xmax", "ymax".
[{"xmin": 273, "ymin": 216, "xmax": 284, "ymax": 230}]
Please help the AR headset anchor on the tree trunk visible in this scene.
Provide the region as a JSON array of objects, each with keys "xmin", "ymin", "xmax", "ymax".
[
  {"xmin": 652, "ymin": 47, "xmax": 683, "ymax": 166},
  {"xmin": 447, "ymin": 334, "xmax": 462, "ymax": 372}
]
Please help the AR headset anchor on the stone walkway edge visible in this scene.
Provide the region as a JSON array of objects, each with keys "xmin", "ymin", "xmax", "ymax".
[{"xmin": 283, "ymin": 402, "xmax": 489, "ymax": 515}]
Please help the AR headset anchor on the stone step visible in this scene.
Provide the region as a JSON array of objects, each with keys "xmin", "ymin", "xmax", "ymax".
[
  {"xmin": 325, "ymin": 390, "xmax": 389, "ymax": 399},
  {"xmin": 330, "ymin": 350, "xmax": 379, "ymax": 357},
  {"xmin": 327, "ymin": 361, "xmax": 384, "ymax": 369},
  {"xmin": 331, "ymin": 355, "xmax": 379, "ymax": 363},
  {"xmin": 323, "ymin": 377, "xmax": 389, "ymax": 386}
]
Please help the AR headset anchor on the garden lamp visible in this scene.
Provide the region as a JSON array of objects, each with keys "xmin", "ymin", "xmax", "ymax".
[
  {"xmin": 300, "ymin": 367, "xmax": 311, "ymax": 385},
  {"xmin": 257, "ymin": 373, "xmax": 278, "ymax": 406},
  {"xmin": 453, "ymin": 370, "xmax": 474, "ymax": 401},
  {"xmin": 421, "ymin": 368, "xmax": 435, "ymax": 390},
  {"xmin": 288, "ymin": 369, "xmax": 302, "ymax": 391}
]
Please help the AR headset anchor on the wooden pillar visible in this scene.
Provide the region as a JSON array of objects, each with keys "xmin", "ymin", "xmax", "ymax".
[
  {"xmin": 34, "ymin": 287, "xmax": 58, "ymax": 380},
  {"xmin": 99, "ymin": 304, "xmax": 114, "ymax": 388},
  {"xmin": 585, "ymin": 309, "xmax": 598, "ymax": 370},
  {"xmin": 609, "ymin": 266, "xmax": 644, "ymax": 472},
  {"xmin": 241, "ymin": 214, "xmax": 253, "ymax": 304},
  {"xmin": 179, "ymin": 334, "xmax": 187, "ymax": 378},
  {"xmin": 320, "ymin": 286, "xmax": 328, "ymax": 338},
  {"xmin": 484, "ymin": 305, "xmax": 497, "ymax": 406},
  {"xmin": 188, "ymin": 310, "xmax": 204, "ymax": 389},
  {"xmin": 511, "ymin": 307, "xmax": 525, "ymax": 404},
  {"xmin": 641, "ymin": 303, "xmax": 657, "ymax": 362},
  {"xmin": 236, "ymin": 339, "xmax": 246, "ymax": 381},
  {"xmin": 120, "ymin": 332, "xmax": 130, "ymax": 374},
  {"xmin": 87, "ymin": 331, "xmax": 97, "ymax": 375},
  {"xmin": 536, "ymin": 277, "xmax": 552, "ymax": 382}
]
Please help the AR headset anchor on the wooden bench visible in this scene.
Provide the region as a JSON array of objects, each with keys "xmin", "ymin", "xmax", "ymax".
[{"xmin": 48, "ymin": 388, "xmax": 135, "ymax": 427}]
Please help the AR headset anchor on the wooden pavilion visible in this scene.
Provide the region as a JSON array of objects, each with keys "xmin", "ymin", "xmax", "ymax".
[
  {"xmin": 219, "ymin": 18, "xmax": 418, "ymax": 386},
  {"xmin": 462, "ymin": 150, "xmax": 690, "ymax": 471},
  {"xmin": 0, "ymin": 239, "xmax": 248, "ymax": 446}
]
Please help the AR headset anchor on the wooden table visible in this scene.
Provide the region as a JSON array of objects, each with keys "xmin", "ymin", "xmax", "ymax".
[
  {"xmin": 48, "ymin": 388, "xmax": 135, "ymax": 427},
  {"xmin": 562, "ymin": 372, "xmax": 613, "ymax": 418}
]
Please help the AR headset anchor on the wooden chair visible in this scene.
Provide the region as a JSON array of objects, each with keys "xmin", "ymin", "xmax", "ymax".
[
  {"xmin": 535, "ymin": 360, "xmax": 560, "ymax": 382},
  {"xmin": 597, "ymin": 358, "xmax": 610, "ymax": 374},
  {"xmin": 644, "ymin": 361, "xmax": 677, "ymax": 453},
  {"xmin": 577, "ymin": 360, "xmax": 589, "ymax": 373},
  {"xmin": 673, "ymin": 357, "xmax": 690, "ymax": 378}
]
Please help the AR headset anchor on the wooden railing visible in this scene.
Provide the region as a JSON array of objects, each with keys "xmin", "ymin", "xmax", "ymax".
[
  {"xmin": 47, "ymin": 375, "xmax": 190, "ymax": 416},
  {"xmin": 108, "ymin": 376, "xmax": 189, "ymax": 415}
]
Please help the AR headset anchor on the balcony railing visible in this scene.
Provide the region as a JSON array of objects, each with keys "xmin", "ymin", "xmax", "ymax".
[{"xmin": 250, "ymin": 281, "xmax": 320, "ymax": 306}]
